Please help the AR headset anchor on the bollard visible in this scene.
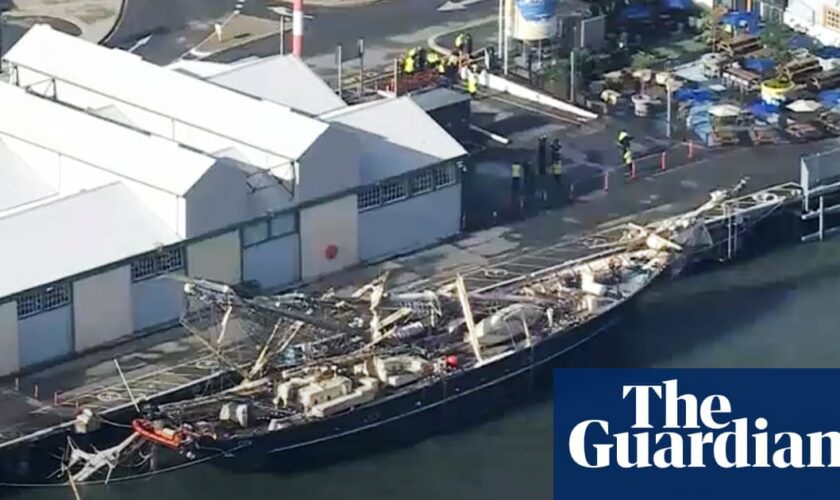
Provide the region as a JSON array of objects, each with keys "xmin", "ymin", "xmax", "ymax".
[
  {"xmin": 54, "ymin": 391, "xmax": 60, "ymax": 406},
  {"xmin": 660, "ymin": 151, "xmax": 667, "ymax": 171},
  {"xmin": 569, "ymin": 182, "xmax": 575, "ymax": 200},
  {"xmin": 34, "ymin": 384, "xmax": 39, "ymax": 400},
  {"xmin": 14, "ymin": 377, "xmax": 19, "ymax": 391},
  {"xmin": 603, "ymin": 170, "xmax": 609, "ymax": 191},
  {"xmin": 688, "ymin": 140, "xmax": 694, "ymax": 160},
  {"xmin": 630, "ymin": 161, "xmax": 636, "ymax": 180}
]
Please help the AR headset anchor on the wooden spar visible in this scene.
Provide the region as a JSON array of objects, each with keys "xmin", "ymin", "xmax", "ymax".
[
  {"xmin": 247, "ymin": 318, "xmax": 283, "ymax": 381},
  {"xmin": 454, "ymin": 274, "xmax": 483, "ymax": 363},
  {"xmin": 113, "ymin": 359, "xmax": 141, "ymax": 414},
  {"xmin": 64, "ymin": 464, "xmax": 82, "ymax": 500},
  {"xmin": 626, "ymin": 222, "xmax": 684, "ymax": 251},
  {"xmin": 519, "ymin": 311, "xmax": 532, "ymax": 348},
  {"xmin": 216, "ymin": 304, "xmax": 234, "ymax": 345}
]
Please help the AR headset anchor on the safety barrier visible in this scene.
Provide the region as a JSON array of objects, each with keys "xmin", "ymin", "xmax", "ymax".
[{"xmin": 567, "ymin": 141, "xmax": 707, "ymax": 198}]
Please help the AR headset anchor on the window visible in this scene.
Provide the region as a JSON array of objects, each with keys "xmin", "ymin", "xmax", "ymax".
[
  {"xmin": 358, "ymin": 185, "xmax": 382, "ymax": 210},
  {"xmin": 381, "ymin": 180, "xmax": 407, "ymax": 204},
  {"xmin": 434, "ymin": 163, "xmax": 456, "ymax": 188},
  {"xmin": 131, "ymin": 247, "xmax": 184, "ymax": 282},
  {"xmin": 411, "ymin": 169, "xmax": 435, "ymax": 195},
  {"xmin": 270, "ymin": 213, "xmax": 296, "ymax": 237},
  {"xmin": 43, "ymin": 285, "xmax": 70, "ymax": 310},
  {"xmin": 16, "ymin": 284, "xmax": 70, "ymax": 318},
  {"xmin": 826, "ymin": 6, "xmax": 840, "ymax": 31},
  {"xmin": 17, "ymin": 292, "xmax": 42, "ymax": 318},
  {"xmin": 242, "ymin": 221, "xmax": 269, "ymax": 247}
]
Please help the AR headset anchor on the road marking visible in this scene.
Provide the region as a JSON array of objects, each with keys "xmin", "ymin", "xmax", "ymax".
[{"xmin": 437, "ymin": 0, "xmax": 489, "ymax": 11}]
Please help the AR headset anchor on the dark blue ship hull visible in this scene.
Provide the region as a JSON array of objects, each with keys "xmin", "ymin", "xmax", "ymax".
[{"xmin": 208, "ymin": 302, "xmax": 625, "ymax": 473}]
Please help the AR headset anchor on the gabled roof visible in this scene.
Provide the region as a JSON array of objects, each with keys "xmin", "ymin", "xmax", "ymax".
[
  {"xmin": 0, "ymin": 138, "xmax": 56, "ymax": 212},
  {"xmin": 208, "ymin": 55, "xmax": 347, "ymax": 116},
  {"xmin": 0, "ymin": 83, "xmax": 217, "ymax": 195},
  {"xmin": 5, "ymin": 25, "xmax": 330, "ymax": 161},
  {"xmin": 0, "ymin": 183, "xmax": 181, "ymax": 299},
  {"xmin": 321, "ymin": 96, "xmax": 467, "ymax": 183}
]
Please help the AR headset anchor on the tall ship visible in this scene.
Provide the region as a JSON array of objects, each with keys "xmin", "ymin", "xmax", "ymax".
[{"xmin": 1, "ymin": 182, "xmax": 746, "ymax": 488}]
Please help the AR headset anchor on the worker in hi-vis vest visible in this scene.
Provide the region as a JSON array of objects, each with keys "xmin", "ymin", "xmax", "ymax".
[
  {"xmin": 550, "ymin": 139, "xmax": 563, "ymax": 185},
  {"xmin": 623, "ymin": 149, "xmax": 633, "ymax": 174},
  {"xmin": 404, "ymin": 48, "xmax": 416, "ymax": 74},
  {"xmin": 617, "ymin": 130, "xmax": 632, "ymax": 151},
  {"xmin": 466, "ymin": 67, "xmax": 478, "ymax": 97}
]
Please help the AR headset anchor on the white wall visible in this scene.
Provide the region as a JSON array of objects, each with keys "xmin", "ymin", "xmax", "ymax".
[
  {"xmin": 299, "ymin": 195, "xmax": 358, "ymax": 280},
  {"xmin": 296, "ymin": 127, "xmax": 361, "ymax": 204},
  {"xmin": 242, "ymin": 233, "xmax": 300, "ymax": 290},
  {"xmin": 73, "ymin": 266, "xmax": 133, "ymax": 352},
  {"xmin": 0, "ymin": 301, "xmax": 19, "ymax": 376},
  {"xmin": 186, "ymin": 231, "xmax": 242, "ymax": 284},
  {"xmin": 186, "ymin": 162, "xmax": 250, "ymax": 238},
  {"xmin": 359, "ymin": 184, "xmax": 461, "ymax": 262}
]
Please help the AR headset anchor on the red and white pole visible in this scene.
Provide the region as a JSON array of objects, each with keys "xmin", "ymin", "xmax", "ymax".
[{"xmin": 292, "ymin": 0, "xmax": 303, "ymax": 57}]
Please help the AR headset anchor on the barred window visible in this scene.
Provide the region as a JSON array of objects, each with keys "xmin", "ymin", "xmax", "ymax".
[
  {"xmin": 132, "ymin": 247, "xmax": 184, "ymax": 282},
  {"xmin": 411, "ymin": 170, "xmax": 435, "ymax": 195},
  {"xmin": 16, "ymin": 284, "xmax": 70, "ymax": 318},
  {"xmin": 358, "ymin": 185, "xmax": 382, "ymax": 210},
  {"xmin": 270, "ymin": 213, "xmax": 296, "ymax": 237},
  {"xmin": 382, "ymin": 180, "xmax": 407, "ymax": 204},
  {"xmin": 17, "ymin": 292, "xmax": 42, "ymax": 318},
  {"xmin": 43, "ymin": 284, "xmax": 70, "ymax": 310},
  {"xmin": 434, "ymin": 163, "xmax": 456, "ymax": 188},
  {"xmin": 242, "ymin": 221, "xmax": 269, "ymax": 247}
]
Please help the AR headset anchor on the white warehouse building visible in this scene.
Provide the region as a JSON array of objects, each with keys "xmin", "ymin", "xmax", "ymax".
[{"xmin": 0, "ymin": 25, "xmax": 467, "ymax": 377}]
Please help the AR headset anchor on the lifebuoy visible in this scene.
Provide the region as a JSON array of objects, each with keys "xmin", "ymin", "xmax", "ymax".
[{"xmin": 325, "ymin": 244, "xmax": 338, "ymax": 260}]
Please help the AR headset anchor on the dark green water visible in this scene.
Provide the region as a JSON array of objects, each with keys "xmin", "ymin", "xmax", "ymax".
[{"xmin": 13, "ymin": 239, "xmax": 840, "ymax": 500}]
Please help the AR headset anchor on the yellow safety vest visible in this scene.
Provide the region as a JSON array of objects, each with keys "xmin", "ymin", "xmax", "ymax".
[
  {"xmin": 447, "ymin": 55, "xmax": 459, "ymax": 66},
  {"xmin": 428, "ymin": 52, "xmax": 439, "ymax": 65},
  {"xmin": 551, "ymin": 162, "xmax": 562, "ymax": 175},
  {"xmin": 455, "ymin": 34, "xmax": 464, "ymax": 48},
  {"xmin": 623, "ymin": 150, "xmax": 633, "ymax": 164},
  {"xmin": 404, "ymin": 57, "xmax": 415, "ymax": 73},
  {"xmin": 408, "ymin": 48, "xmax": 417, "ymax": 57},
  {"xmin": 438, "ymin": 62, "xmax": 446, "ymax": 74},
  {"xmin": 467, "ymin": 75, "xmax": 478, "ymax": 94},
  {"xmin": 617, "ymin": 131, "xmax": 629, "ymax": 143},
  {"xmin": 512, "ymin": 163, "xmax": 523, "ymax": 178}
]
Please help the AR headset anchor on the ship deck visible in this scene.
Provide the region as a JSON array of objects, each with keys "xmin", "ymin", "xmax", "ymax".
[{"xmin": 0, "ymin": 139, "xmax": 822, "ymax": 450}]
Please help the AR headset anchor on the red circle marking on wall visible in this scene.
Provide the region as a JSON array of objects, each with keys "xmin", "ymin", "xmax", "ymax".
[{"xmin": 325, "ymin": 244, "xmax": 338, "ymax": 260}]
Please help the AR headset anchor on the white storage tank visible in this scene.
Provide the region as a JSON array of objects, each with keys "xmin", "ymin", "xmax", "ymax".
[{"xmin": 512, "ymin": 0, "xmax": 558, "ymax": 41}]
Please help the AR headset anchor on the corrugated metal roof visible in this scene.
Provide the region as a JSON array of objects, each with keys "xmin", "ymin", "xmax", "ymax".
[
  {"xmin": 410, "ymin": 88, "xmax": 470, "ymax": 112},
  {"xmin": 321, "ymin": 96, "xmax": 467, "ymax": 183},
  {"xmin": 208, "ymin": 55, "xmax": 347, "ymax": 116},
  {"xmin": 0, "ymin": 83, "xmax": 216, "ymax": 195},
  {"xmin": 0, "ymin": 183, "xmax": 181, "ymax": 299},
  {"xmin": 0, "ymin": 138, "xmax": 56, "ymax": 212},
  {"xmin": 5, "ymin": 25, "xmax": 330, "ymax": 161}
]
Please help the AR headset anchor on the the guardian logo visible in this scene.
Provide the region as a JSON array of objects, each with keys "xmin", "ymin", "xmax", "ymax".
[{"xmin": 568, "ymin": 379, "xmax": 840, "ymax": 469}]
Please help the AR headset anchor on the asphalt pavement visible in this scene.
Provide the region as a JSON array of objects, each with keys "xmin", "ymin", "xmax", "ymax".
[{"xmin": 103, "ymin": 0, "xmax": 497, "ymax": 66}]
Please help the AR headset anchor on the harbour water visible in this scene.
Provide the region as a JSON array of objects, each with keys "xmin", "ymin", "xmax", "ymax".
[{"xmin": 11, "ymin": 238, "xmax": 840, "ymax": 500}]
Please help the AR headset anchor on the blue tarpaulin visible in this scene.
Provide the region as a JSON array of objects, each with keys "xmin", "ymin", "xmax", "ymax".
[
  {"xmin": 816, "ymin": 46, "xmax": 840, "ymax": 59},
  {"xmin": 791, "ymin": 34, "xmax": 820, "ymax": 51},
  {"xmin": 674, "ymin": 88, "xmax": 717, "ymax": 103},
  {"xmin": 619, "ymin": 5, "xmax": 652, "ymax": 21},
  {"xmin": 748, "ymin": 100, "xmax": 779, "ymax": 120},
  {"xmin": 661, "ymin": 0, "xmax": 692, "ymax": 10},
  {"xmin": 722, "ymin": 11, "xmax": 758, "ymax": 33},
  {"xmin": 743, "ymin": 58, "xmax": 774, "ymax": 74},
  {"xmin": 818, "ymin": 89, "xmax": 840, "ymax": 107}
]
